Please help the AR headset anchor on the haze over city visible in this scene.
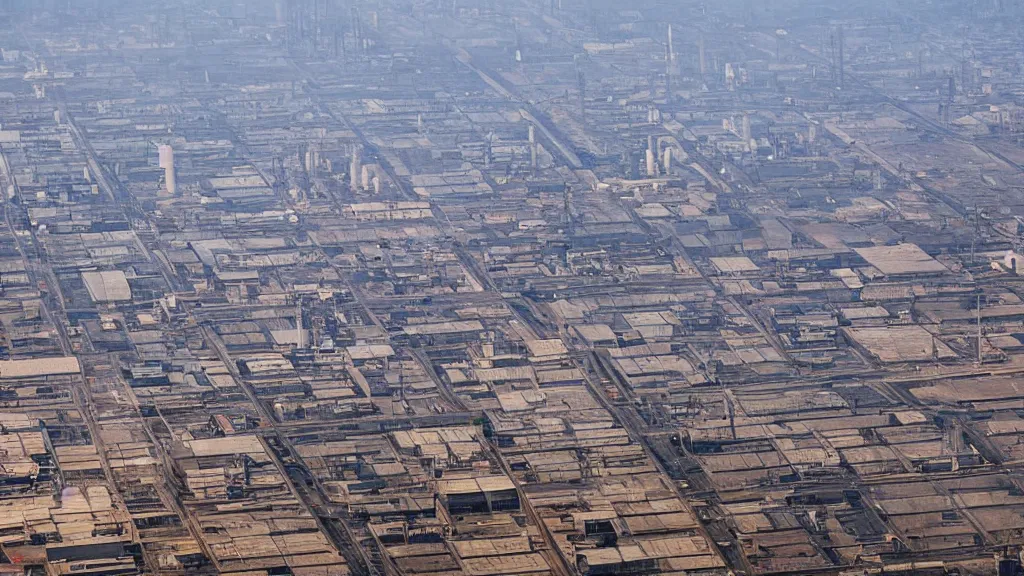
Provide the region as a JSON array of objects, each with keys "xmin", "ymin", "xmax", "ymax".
[{"xmin": 0, "ymin": 1, "xmax": 1024, "ymax": 575}]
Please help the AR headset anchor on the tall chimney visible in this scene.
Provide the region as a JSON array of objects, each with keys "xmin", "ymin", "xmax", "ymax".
[
  {"xmin": 699, "ymin": 36, "xmax": 707, "ymax": 81},
  {"xmin": 350, "ymin": 146, "xmax": 361, "ymax": 192},
  {"xmin": 837, "ymin": 26, "xmax": 845, "ymax": 89},
  {"xmin": 667, "ymin": 25, "xmax": 674, "ymax": 62},
  {"xmin": 158, "ymin": 144, "xmax": 176, "ymax": 195}
]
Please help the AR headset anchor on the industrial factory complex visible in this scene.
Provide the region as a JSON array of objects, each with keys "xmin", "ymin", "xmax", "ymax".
[{"xmin": 1, "ymin": 0, "xmax": 1024, "ymax": 574}]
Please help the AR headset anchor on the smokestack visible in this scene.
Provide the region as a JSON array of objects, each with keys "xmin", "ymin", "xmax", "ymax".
[
  {"xmin": 665, "ymin": 43, "xmax": 673, "ymax": 104},
  {"xmin": 158, "ymin": 144, "xmax": 176, "ymax": 195},
  {"xmin": 351, "ymin": 7, "xmax": 361, "ymax": 53},
  {"xmin": 514, "ymin": 23, "xmax": 523, "ymax": 62},
  {"xmin": 837, "ymin": 26, "xmax": 845, "ymax": 89},
  {"xmin": 574, "ymin": 54, "xmax": 586, "ymax": 123},
  {"xmin": 977, "ymin": 293, "xmax": 983, "ymax": 364},
  {"xmin": 295, "ymin": 298, "xmax": 303, "ymax": 348},
  {"xmin": 529, "ymin": 124, "xmax": 538, "ymax": 168},
  {"xmin": 576, "ymin": 69, "xmax": 586, "ymax": 123},
  {"xmin": 350, "ymin": 146, "xmax": 361, "ymax": 192},
  {"xmin": 698, "ymin": 36, "xmax": 707, "ymax": 81},
  {"xmin": 667, "ymin": 25, "xmax": 674, "ymax": 62}
]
